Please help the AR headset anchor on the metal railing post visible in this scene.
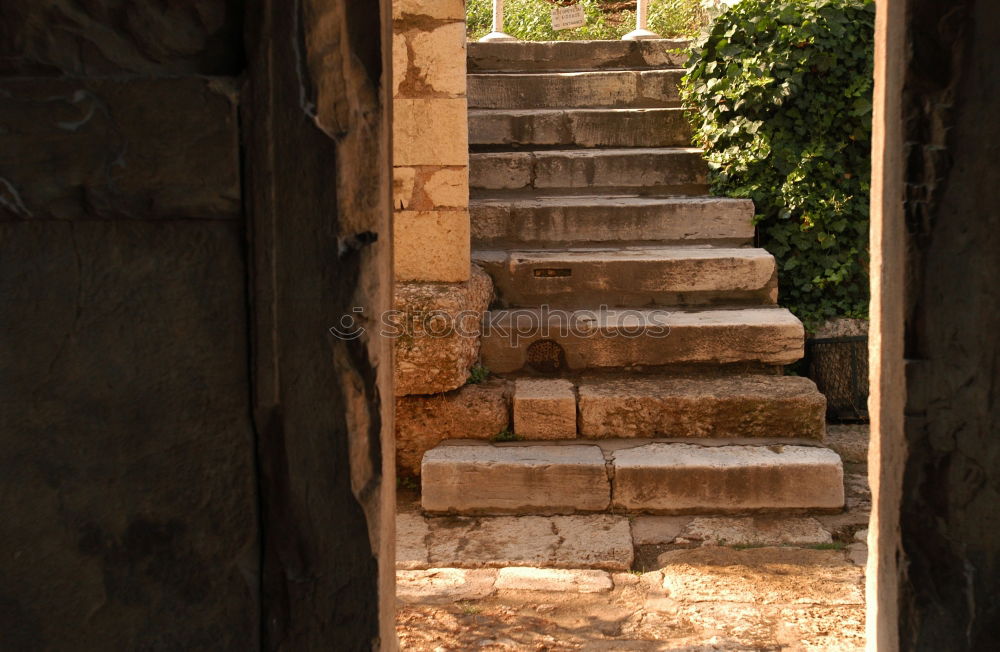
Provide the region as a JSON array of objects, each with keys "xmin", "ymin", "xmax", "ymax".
[
  {"xmin": 480, "ymin": 0, "xmax": 518, "ymax": 42},
  {"xmin": 623, "ymin": 0, "xmax": 662, "ymax": 40}
]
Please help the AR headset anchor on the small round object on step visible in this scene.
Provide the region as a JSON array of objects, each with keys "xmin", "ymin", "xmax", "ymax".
[{"xmin": 526, "ymin": 340, "xmax": 566, "ymax": 373}]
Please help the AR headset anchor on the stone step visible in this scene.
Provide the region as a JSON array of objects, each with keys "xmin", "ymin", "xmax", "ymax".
[
  {"xmin": 421, "ymin": 443, "xmax": 611, "ymax": 514},
  {"xmin": 421, "ymin": 441, "xmax": 844, "ymax": 515},
  {"xmin": 470, "ymin": 148, "xmax": 706, "ymax": 194},
  {"xmin": 576, "ymin": 375, "xmax": 826, "ymax": 439},
  {"xmin": 473, "ymin": 246, "xmax": 777, "ymax": 308},
  {"xmin": 480, "ymin": 307, "xmax": 804, "ymax": 373},
  {"xmin": 468, "ymin": 70, "xmax": 682, "ymax": 110},
  {"xmin": 472, "ymin": 195, "xmax": 755, "ymax": 248},
  {"xmin": 468, "ymin": 39, "xmax": 689, "ymax": 73},
  {"xmin": 612, "ymin": 442, "xmax": 844, "ymax": 513},
  {"xmin": 469, "ymin": 108, "xmax": 691, "ymax": 148}
]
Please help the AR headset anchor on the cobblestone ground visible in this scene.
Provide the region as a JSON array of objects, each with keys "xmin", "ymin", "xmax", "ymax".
[{"xmin": 396, "ymin": 426, "xmax": 870, "ymax": 651}]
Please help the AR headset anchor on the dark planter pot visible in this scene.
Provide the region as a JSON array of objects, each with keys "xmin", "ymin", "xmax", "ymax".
[{"xmin": 804, "ymin": 335, "xmax": 869, "ymax": 423}]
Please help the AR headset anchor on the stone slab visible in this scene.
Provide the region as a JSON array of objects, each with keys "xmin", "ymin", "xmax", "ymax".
[
  {"xmin": 470, "ymin": 148, "xmax": 706, "ymax": 192},
  {"xmin": 396, "ymin": 379, "xmax": 510, "ymax": 476},
  {"xmin": 467, "ymin": 39, "xmax": 689, "ymax": 72},
  {"xmin": 1, "ymin": 1, "xmax": 243, "ymax": 75},
  {"xmin": 396, "ymin": 512, "xmax": 431, "ymax": 570},
  {"xmin": 677, "ymin": 516, "xmax": 832, "ymax": 546},
  {"xmin": 393, "ymin": 0, "xmax": 466, "ymax": 20},
  {"xmin": 474, "ymin": 246, "xmax": 778, "ymax": 308},
  {"xmin": 421, "ymin": 444, "xmax": 611, "ymax": 514},
  {"xmin": 0, "ymin": 219, "xmax": 257, "ymax": 649},
  {"xmin": 394, "ymin": 209, "xmax": 471, "ymax": 282},
  {"xmin": 481, "ymin": 308, "xmax": 805, "ymax": 373},
  {"xmin": 396, "ymin": 568, "xmax": 498, "ymax": 604},
  {"xmin": 577, "ymin": 375, "xmax": 825, "ymax": 439},
  {"xmin": 468, "ymin": 70, "xmax": 682, "ymax": 109},
  {"xmin": 513, "ymin": 378, "xmax": 577, "ymax": 439},
  {"xmin": 0, "ymin": 78, "xmax": 240, "ymax": 220},
  {"xmin": 422, "ymin": 514, "xmax": 634, "ymax": 571},
  {"xmin": 471, "ymin": 195, "xmax": 754, "ymax": 248},
  {"xmin": 495, "ymin": 568, "xmax": 613, "ymax": 593},
  {"xmin": 405, "ymin": 23, "xmax": 466, "ymax": 97},
  {"xmin": 393, "ymin": 97, "xmax": 468, "ymax": 166},
  {"xmin": 469, "ymin": 107, "xmax": 691, "ymax": 148},
  {"xmin": 657, "ymin": 547, "xmax": 864, "ymax": 605},
  {"xmin": 612, "ymin": 443, "xmax": 844, "ymax": 513}
]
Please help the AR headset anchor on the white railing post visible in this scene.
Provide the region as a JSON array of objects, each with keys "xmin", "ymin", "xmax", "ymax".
[
  {"xmin": 480, "ymin": 0, "xmax": 517, "ymax": 42},
  {"xmin": 623, "ymin": 0, "xmax": 661, "ymax": 40}
]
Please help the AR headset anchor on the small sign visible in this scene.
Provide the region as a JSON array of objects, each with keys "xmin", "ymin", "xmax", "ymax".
[{"xmin": 551, "ymin": 4, "xmax": 586, "ymax": 31}]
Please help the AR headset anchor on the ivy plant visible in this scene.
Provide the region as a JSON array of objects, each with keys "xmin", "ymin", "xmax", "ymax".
[{"xmin": 680, "ymin": 0, "xmax": 875, "ymax": 327}]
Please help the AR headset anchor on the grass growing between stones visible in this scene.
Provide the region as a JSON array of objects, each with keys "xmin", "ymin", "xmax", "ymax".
[
  {"xmin": 492, "ymin": 428, "xmax": 520, "ymax": 442},
  {"xmin": 466, "ymin": 364, "xmax": 491, "ymax": 384}
]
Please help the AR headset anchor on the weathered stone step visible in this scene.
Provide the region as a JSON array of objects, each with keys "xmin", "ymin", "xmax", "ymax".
[
  {"xmin": 468, "ymin": 70, "xmax": 682, "ymax": 110},
  {"xmin": 469, "ymin": 108, "xmax": 691, "ymax": 148},
  {"xmin": 480, "ymin": 307, "xmax": 804, "ymax": 373},
  {"xmin": 472, "ymin": 195, "xmax": 755, "ymax": 248},
  {"xmin": 421, "ymin": 441, "xmax": 844, "ymax": 515},
  {"xmin": 470, "ymin": 148, "xmax": 706, "ymax": 194},
  {"xmin": 473, "ymin": 246, "xmax": 777, "ymax": 308},
  {"xmin": 468, "ymin": 39, "xmax": 689, "ymax": 73},
  {"xmin": 421, "ymin": 444, "xmax": 611, "ymax": 514},
  {"xmin": 577, "ymin": 375, "xmax": 826, "ymax": 439},
  {"xmin": 612, "ymin": 442, "xmax": 844, "ymax": 513}
]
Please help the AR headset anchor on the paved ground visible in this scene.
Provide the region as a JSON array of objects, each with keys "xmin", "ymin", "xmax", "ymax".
[{"xmin": 396, "ymin": 425, "xmax": 869, "ymax": 650}]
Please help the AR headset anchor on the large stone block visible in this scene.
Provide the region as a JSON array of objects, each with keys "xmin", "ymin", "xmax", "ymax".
[
  {"xmin": 421, "ymin": 167, "xmax": 468, "ymax": 209},
  {"xmin": 0, "ymin": 1, "xmax": 244, "ymax": 75},
  {"xmin": 396, "ymin": 166, "xmax": 469, "ymax": 212},
  {"xmin": 421, "ymin": 443, "xmax": 611, "ymax": 514},
  {"xmin": 395, "ymin": 379, "xmax": 511, "ymax": 476},
  {"xmin": 467, "ymin": 39, "xmax": 690, "ymax": 73},
  {"xmin": 577, "ymin": 375, "xmax": 826, "ymax": 439},
  {"xmin": 470, "ymin": 148, "xmax": 706, "ymax": 192},
  {"xmin": 474, "ymin": 246, "xmax": 778, "ymax": 309},
  {"xmin": 422, "ymin": 515, "xmax": 633, "ymax": 571},
  {"xmin": 408, "ymin": 23, "xmax": 467, "ymax": 97},
  {"xmin": 393, "ymin": 0, "xmax": 466, "ymax": 21},
  {"xmin": 471, "ymin": 195, "xmax": 755, "ymax": 248},
  {"xmin": 0, "ymin": 219, "xmax": 257, "ymax": 649},
  {"xmin": 394, "ymin": 209, "xmax": 471, "ymax": 282},
  {"xmin": 0, "ymin": 78, "xmax": 240, "ymax": 220},
  {"xmin": 393, "ymin": 98, "xmax": 469, "ymax": 166},
  {"xmin": 513, "ymin": 378, "xmax": 577, "ymax": 439},
  {"xmin": 468, "ymin": 107, "xmax": 692, "ymax": 148},
  {"xmin": 611, "ymin": 443, "xmax": 844, "ymax": 513},
  {"xmin": 468, "ymin": 70, "xmax": 682, "ymax": 110},
  {"xmin": 393, "ymin": 265, "xmax": 492, "ymax": 395},
  {"xmin": 397, "ymin": 513, "xmax": 634, "ymax": 571},
  {"xmin": 481, "ymin": 307, "xmax": 806, "ymax": 373}
]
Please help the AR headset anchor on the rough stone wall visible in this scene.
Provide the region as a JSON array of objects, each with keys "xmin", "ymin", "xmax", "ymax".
[
  {"xmin": 1, "ymin": 1, "xmax": 394, "ymax": 649},
  {"xmin": 894, "ymin": 0, "xmax": 1000, "ymax": 647},
  {"xmin": 392, "ymin": 0, "xmax": 471, "ymax": 282},
  {"xmin": 0, "ymin": 2, "xmax": 258, "ymax": 649}
]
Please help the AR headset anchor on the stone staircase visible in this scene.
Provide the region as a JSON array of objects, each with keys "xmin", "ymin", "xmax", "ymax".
[{"xmin": 419, "ymin": 39, "xmax": 844, "ymax": 517}]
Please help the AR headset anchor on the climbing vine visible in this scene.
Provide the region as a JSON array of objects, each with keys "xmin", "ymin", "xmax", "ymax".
[{"xmin": 680, "ymin": 0, "xmax": 875, "ymax": 327}]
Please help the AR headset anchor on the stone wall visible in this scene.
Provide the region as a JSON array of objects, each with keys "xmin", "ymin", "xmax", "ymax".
[
  {"xmin": 0, "ymin": 1, "xmax": 395, "ymax": 649},
  {"xmin": 392, "ymin": 0, "xmax": 471, "ymax": 282},
  {"xmin": 0, "ymin": 3, "xmax": 257, "ymax": 648},
  {"xmin": 896, "ymin": 0, "xmax": 1000, "ymax": 646},
  {"xmin": 870, "ymin": 0, "xmax": 1000, "ymax": 647}
]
